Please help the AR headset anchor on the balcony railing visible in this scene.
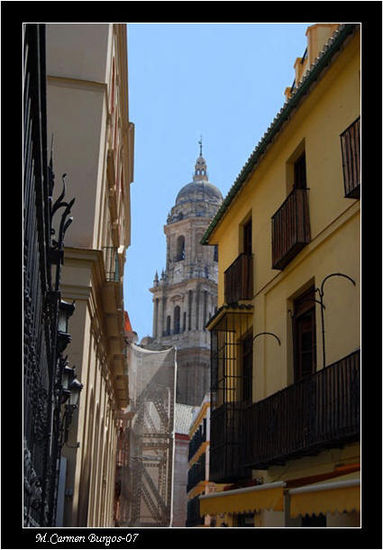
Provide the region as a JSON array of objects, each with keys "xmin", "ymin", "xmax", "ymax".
[
  {"xmin": 209, "ymin": 401, "xmax": 251, "ymax": 483},
  {"xmin": 209, "ymin": 351, "xmax": 359, "ymax": 481},
  {"xmin": 103, "ymin": 246, "xmax": 119, "ymax": 282},
  {"xmin": 188, "ymin": 425, "xmax": 206, "ymax": 461},
  {"xmin": 243, "ymin": 350, "xmax": 360, "ymax": 469},
  {"xmin": 186, "ymin": 495, "xmax": 203, "ymax": 527},
  {"xmin": 187, "ymin": 455, "xmax": 206, "ymax": 492},
  {"xmin": 341, "ymin": 117, "xmax": 360, "ymax": 199},
  {"xmin": 224, "ymin": 253, "xmax": 253, "ymax": 304},
  {"xmin": 271, "ymin": 188, "xmax": 311, "ymax": 270}
]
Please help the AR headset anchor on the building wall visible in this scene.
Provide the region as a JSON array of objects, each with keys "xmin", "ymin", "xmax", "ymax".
[
  {"xmin": 172, "ymin": 435, "xmax": 190, "ymax": 526},
  {"xmin": 204, "ymin": 25, "xmax": 360, "ymax": 526},
  {"xmin": 45, "ymin": 23, "xmax": 134, "ymax": 527},
  {"xmin": 212, "ymin": 30, "xmax": 360, "ymax": 398}
]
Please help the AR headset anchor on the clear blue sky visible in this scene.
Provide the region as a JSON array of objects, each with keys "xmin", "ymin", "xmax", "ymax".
[{"xmin": 124, "ymin": 23, "xmax": 311, "ymax": 341}]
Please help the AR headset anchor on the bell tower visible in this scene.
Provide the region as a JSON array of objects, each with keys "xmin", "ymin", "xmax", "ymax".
[{"xmin": 149, "ymin": 146, "xmax": 223, "ymax": 406}]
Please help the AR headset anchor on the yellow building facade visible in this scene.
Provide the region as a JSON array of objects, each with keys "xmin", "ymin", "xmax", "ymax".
[
  {"xmin": 200, "ymin": 24, "xmax": 360, "ymax": 527},
  {"xmin": 46, "ymin": 24, "xmax": 134, "ymax": 526}
]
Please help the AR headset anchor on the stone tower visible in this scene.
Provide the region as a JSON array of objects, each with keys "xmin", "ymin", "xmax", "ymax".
[{"xmin": 149, "ymin": 148, "xmax": 223, "ymax": 406}]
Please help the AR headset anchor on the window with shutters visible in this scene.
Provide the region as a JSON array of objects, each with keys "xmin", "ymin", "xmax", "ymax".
[
  {"xmin": 272, "ymin": 147, "xmax": 310, "ymax": 270},
  {"xmin": 340, "ymin": 117, "xmax": 360, "ymax": 199},
  {"xmin": 293, "ymin": 286, "xmax": 316, "ymax": 381}
]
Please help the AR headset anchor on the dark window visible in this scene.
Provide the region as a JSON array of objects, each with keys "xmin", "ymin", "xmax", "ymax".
[
  {"xmin": 166, "ymin": 315, "xmax": 171, "ymax": 336},
  {"xmin": 242, "ymin": 333, "xmax": 253, "ymax": 402},
  {"xmin": 183, "ymin": 311, "xmax": 186, "ymax": 332},
  {"xmin": 294, "ymin": 152, "xmax": 307, "ymax": 189},
  {"xmin": 174, "ymin": 306, "xmax": 180, "ymax": 334},
  {"xmin": 176, "ymin": 235, "xmax": 185, "ymax": 261},
  {"xmin": 243, "ymin": 219, "xmax": 252, "ymax": 255},
  {"xmin": 301, "ymin": 513, "xmax": 326, "ymax": 527},
  {"xmin": 234, "ymin": 513, "xmax": 254, "ymax": 527},
  {"xmin": 214, "ymin": 245, "xmax": 218, "ymax": 262},
  {"xmin": 188, "ymin": 290, "xmax": 192, "ymax": 330},
  {"xmin": 293, "ymin": 286, "xmax": 316, "ymax": 381}
]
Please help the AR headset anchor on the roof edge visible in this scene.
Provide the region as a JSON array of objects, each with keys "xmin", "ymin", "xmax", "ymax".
[{"xmin": 201, "ymin": 23, "xmax": 358, "ymax": 246}]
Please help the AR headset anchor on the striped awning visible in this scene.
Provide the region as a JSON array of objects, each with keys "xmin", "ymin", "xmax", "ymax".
[
  {"xmin": 199, "ymin": 482, "xmax": 285, "ymax": 516},
  {"xmin": 288, "ymin": 478, "xmax": 360, "ymax": 518}
]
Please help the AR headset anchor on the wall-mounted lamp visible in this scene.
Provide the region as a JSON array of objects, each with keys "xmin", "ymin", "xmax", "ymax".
[
  {"xmin": 61, "ymin": 365, "xmax": 83, "ymax": 444},
  {"xmin": 57, "ymin": 300, "xmax": 75, "ymax": 353},
  {"xmin": 253, "ymin": 331, "xmax": 281, "ymax": 346}
]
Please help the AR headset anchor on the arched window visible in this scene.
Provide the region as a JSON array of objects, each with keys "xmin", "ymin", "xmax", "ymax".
[
  {"xmin": 176, "ymin": 235, "xmax": 185, "ymax": 261},
  {"xmin": 174, "ymin": 306, "xmax": 181, "ymax": 334}
]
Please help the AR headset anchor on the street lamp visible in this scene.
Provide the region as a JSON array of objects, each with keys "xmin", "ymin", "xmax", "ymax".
[
  {"xmin": 60, "ymin": 366, "xmax": 83, "ymax": 444},
  {"xmin": 57, "ymin": 300, "xmax": 75, "ymax": 353},
  {"xmin": 68, "ymin": 377, "xmax": 83, "ymax": 408}
]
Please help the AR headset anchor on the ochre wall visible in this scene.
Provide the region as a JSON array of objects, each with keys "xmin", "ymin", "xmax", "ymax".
[{"xmin": 211, "ymin": 31, "xmax": 360, "ymax": 402}]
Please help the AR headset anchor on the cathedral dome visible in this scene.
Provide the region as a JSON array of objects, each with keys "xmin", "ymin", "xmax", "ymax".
[
  {"xmin": 167, "ymin": 144, "xmax": 223, "ymax": 224},
  {"xmin": 175, "ymin": 179, "xmax": 223, "ymax": 206},
  {"xmin": 175, "ymin": 153, "xmax": 223, "ymax": 206}
]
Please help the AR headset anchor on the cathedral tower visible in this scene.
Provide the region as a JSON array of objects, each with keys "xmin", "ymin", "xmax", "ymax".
[{"xmin": 149, "ymin": 146, "xmax": 223, "ymax": 405}]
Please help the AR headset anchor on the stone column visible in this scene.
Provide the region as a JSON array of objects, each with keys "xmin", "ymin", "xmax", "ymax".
[
  {"xmin": 188, "ymin": 290, "xmax": 193, "ymax": 331},
  {"xmin": 195, "ymin": 286, "xmax": 200, "ymax": 330},
  {"xmin": 157, "ymin": 293, "xmax": 164, "ymax": 338},
  {"xmin": 152, "ymin": 296, "xmax": 159, "ymax": 338}
]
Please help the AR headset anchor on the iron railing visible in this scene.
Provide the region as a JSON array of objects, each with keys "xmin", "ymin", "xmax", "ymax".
[
  {"xmin": 24, "ymin": 23, "xmax": 56, "ymax": 527},
  {"xmin": 243, "ymin": 349, "xmax": 359, "ymax": 468},
  {"xmin": 271, "ymin": 188, "xmax": 311, "ymax": 270},
  {"xmin": 340, "ymin": 117, "xmax": 360, "ymax": 199},
  {"xmin": 186, "ymin": 496, "xmax": 203, "ymax": 527},
  {"xmin": 103, "ymin": 246, "xmax": 119, "ymax": 282},
  {"xmin": 224, "ymin": 253, "xmax": 253, "ymax": 303},
  {"xmin": 188, "ymin": 422, "xmax": 206, "ymax": 461},
  {"xmin": 24, "ymin": 24, "xmax": 77, "ymax": 527},
  {"xmin": 187, "ymin": 454, "xmax": 206, "ymax": 493},
  {"xmin": 209, "ymin": 401, "xmax": 251, "ymax": 483},
  {"xmin": 209, "ymin": 350, "xmax": 359, "ymax": 481}
]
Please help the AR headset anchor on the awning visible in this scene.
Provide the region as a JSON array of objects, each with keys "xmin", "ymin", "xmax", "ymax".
[
  {"xmin": 289, "ymin": 478, "xmax": 360, "ymax": 518},
  {"xmin": 199, "ymin": 481, "xmax": 285, "ymax": 516}
]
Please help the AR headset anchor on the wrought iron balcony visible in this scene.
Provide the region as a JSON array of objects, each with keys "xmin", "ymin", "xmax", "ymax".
[
  {"xmin": 224, "ymin": 253, "xmax": 253, "ymax": 304},
  {"xmin": 341, "ymin": 117, "xmax": 360, "ymax": 199},
  {"xmin": 209, "ymin": 351, "xmax": 359, "ymax": 481},
  {"xmin": 187, "ymin": 455, "xmax": 206, "ymax": 493},
  {"xmin": 271, "ymin": 188, "xmax": 311, "ymax": 270},
  {"xmin": 188, "ymin": 424, "xmax": 206, "ymax": 461},
  {"xmin": 209, "ymin": 402, "xmax": 251, "ymax": 483},
  {"xmin": 243, "ymin": 350, "xmax": 360, "ymax": 469},
  {"xmin": 186, "ymin": 495, "xmax": 203, "ymax": 527}
]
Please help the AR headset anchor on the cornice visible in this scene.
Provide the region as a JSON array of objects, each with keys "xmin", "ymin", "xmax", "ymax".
[{"xmin": 47, "ymin": 74, "xmax": 107, "ymax": 93}]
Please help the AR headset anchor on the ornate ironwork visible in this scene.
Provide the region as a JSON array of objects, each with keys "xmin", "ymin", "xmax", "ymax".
[{"xmin": 23, "ymin": 24, "xmax": 77, "ymax": 527}]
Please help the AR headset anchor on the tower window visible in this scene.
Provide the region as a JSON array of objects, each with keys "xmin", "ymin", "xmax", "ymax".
[
  {"xmin": 214, "ymin": 245, "xmax": 218, "ymax": 262},
  {"xmin": 188, "ymin": 291, "xmax": 193, "ymax": 330},
  {"xmin": 174, "ymin": 306, "xmax": 181, "ymax": 335},
  {"xmin": 176, "ymin": 235, "xmax": 185, "ymax": 261}
]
